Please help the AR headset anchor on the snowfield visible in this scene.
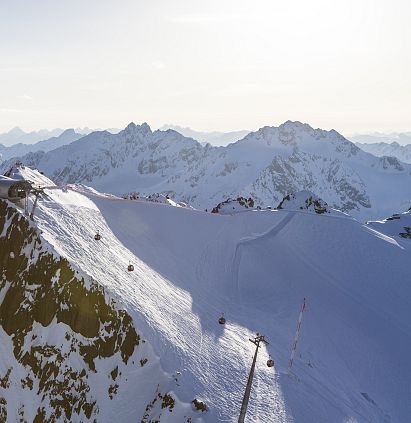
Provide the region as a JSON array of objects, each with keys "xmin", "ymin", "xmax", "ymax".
[{"xmin": 2, "ymin": 166, "xmax": 411, "ymax": 422}]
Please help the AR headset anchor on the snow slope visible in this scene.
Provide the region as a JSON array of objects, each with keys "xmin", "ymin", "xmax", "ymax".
[
  {"xmin": 3, "ymin": 121, "xmax": 411, "ymax": 221},
  {"xmin": 4, "ymin": 167, "xmax": 408, "ymax": 422}
]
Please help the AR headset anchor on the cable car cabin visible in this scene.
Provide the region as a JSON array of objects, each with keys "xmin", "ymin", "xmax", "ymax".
[
  {"xmin": 128, "ymin": 264, "xmax": 134, "ymax": 272},
  {"xmin": 267, "ymin": 358, "xmax": 274, "ymax": 368},
  {"xmin": 0, "ymin": 176, "xmax": 31, "ymax": 202},
  {"xmin": 94, "ymin": 231, "xmax": 102, "ymax": 241},
  {"xmin": 218, "ymin": 314, "xmax": 226, "ymax": 325}
]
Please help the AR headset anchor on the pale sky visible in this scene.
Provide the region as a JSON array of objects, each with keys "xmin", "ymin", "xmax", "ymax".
[{"xmin": 0, "ymin": 0, "xmax": 410, "ymax": 135}]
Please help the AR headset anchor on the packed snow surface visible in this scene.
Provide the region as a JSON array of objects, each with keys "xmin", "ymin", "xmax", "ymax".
[{"xmin": 14, "ymin": 167, "xmax": 411, "ymax": 422}]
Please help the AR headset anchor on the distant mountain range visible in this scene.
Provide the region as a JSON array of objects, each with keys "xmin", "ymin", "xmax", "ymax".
[
  {"xmin": 349, "ymin": 132, "xmax": 411, "ymax": 146},
  {"xmin": 0, "ymin": 127, "xmax": 66, "ymax": 146},
  {"xmin": 159, "ymin": 124, "xmax": 250, "ymax": 146},
  {"xmin": 0, "ymin": 129, "xmax": 84, "ymax": 161},
  {"xmin": 0, "ymin": 126, "xmax": 121, "ymax": 147},
  {"xmin": 2, "ymin": 120, "xmax": 410, "ymax": 221},
  {"xmin": 355, "ymin": 141, "xmax": 411, "ymax": 164}
]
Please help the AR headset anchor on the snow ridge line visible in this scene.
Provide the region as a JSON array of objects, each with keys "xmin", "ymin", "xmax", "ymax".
[
  {"xmin": 231, "ymin": 211, "xmax": 295, "ymax": 307},
  {"xmin": 234, "ymin": 212, "xmax": 296, "ymax": 262}
]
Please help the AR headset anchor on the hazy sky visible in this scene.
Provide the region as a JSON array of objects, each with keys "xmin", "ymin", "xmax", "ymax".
[{"xmin": 0, "ymin": 0, "xmax": 410, "ymax": 135}]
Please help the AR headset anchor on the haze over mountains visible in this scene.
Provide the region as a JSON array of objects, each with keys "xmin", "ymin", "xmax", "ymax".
[
  {"xmin": 354, "ymin": 141, "xmax": 411, "ymax": 164},
  {"xmin": 1, "ymin": 120, "xmax": 410, "ymax": 221},
  {"xmin": 0, "ymin": 126, "xmax": 100, "ymax": 146},
  {"xmin": 0, "ymin": 126, "xmax": 121, "ymax": 147},
  {"xmin": 159, "ymin": 124, "xmax": 250, "ymax": 146},
  {"xmin": 350, "ymin": 132, "xmax": 411, "ymax": 146},
  {"xmin": 0, "ymin": 129, "xmax": 84, "ymax": 161}
]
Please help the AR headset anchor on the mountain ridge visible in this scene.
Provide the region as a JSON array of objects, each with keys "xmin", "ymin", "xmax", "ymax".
[
  {"xmin": 1, "ymin": 120, "xmax": 410, "ymax": 221},
  {"xmin": 356, "ymin": 141, "xmax": 411, "ymax": 164},
  {"xmin": 0, "ymin": 129, "xmax": 84, "ymax": 162}
]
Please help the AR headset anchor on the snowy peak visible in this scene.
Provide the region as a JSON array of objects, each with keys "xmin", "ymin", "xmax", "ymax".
[
  {"xmin": 60, "ymin": 128, "xmax": 76, "ymax": 137},
  {"xmin": 122, "ymin": 121, "xmax": 152, "ymax": 137},
  {"xmin": 240, "ymin": 121, "xmax": 360, "ymax": 157},
  {"xmin": 7, "ymin": 126, "xmax": 25, "ymax": 136}
]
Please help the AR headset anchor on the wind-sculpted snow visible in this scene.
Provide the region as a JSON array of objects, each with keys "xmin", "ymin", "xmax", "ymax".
[{"xmin": 2, "ymin": 120, "xmax": 411, "ymax": 221}]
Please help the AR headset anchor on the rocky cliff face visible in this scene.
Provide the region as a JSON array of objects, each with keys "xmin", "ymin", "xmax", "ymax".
[{"xmin": 0, "ymin": 200, "xmax": 195, "ymax": 422}]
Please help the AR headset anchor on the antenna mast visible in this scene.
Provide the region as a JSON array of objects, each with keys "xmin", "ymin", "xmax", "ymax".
[{"xmin": 288, "ymin": 298, "xmax": 307, "ymax": 370}]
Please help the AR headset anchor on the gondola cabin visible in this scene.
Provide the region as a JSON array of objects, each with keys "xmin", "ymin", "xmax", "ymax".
[{"xmin": 218, "ymin": 314, "xmax": 226, "ymax": 325}]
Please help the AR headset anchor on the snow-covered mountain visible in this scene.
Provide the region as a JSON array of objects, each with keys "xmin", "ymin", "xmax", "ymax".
[
  {"xmin": 1, "ymin": 167, "xmax": 410, "ymax": 422},
  {"xmin": 2, "ymin": 121, "xmax": 411, "ymax": 221},
  {"xmin": 355, "ymin": 141, "xmax": 411, "ymax": 164},
  {"xmin": 0, "ymin": 129, "xmax": 84, "ymax": 162},
  {"xmin": 160, "ymin": 124, "xmax": 250, "ymax": 146}
]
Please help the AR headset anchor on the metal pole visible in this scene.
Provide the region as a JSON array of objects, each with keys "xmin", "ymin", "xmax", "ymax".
[
  {"xmin": 24, "ymin": 190, "xmax": 29, "ymax": 216},
  {"xmin": 30, "ymin": 189, "xmax": 42, "ymax": 220},
  {"xmin": 238, "ymin": 334, "xmax": 268, "ymax": 423}
]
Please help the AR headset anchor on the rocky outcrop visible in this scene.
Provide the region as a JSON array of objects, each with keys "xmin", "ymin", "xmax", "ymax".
[
  {"xmin": 277, "ymin": 191, "xmax": 331, "ymax": 214},
  {"xmin": 211, "ymin": 196, "xmax": 255, "ymax": 214}
]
